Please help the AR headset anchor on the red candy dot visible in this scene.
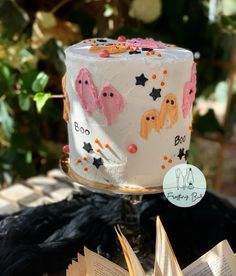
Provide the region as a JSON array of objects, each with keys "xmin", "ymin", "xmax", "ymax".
[
  {"xmin": 117, "ymin": 35, "xmax": 126, "ymax": 42},
  {"xmin": 99, "ymin": 50, "xmax": 110, "ymax": 58},
  {"xmin": 128, "ymin": 144, "xmax": 137, "ymax": 154},
  {"xmin": 62, "ymin": 144, "xmax": 69, "ymax": 153}
]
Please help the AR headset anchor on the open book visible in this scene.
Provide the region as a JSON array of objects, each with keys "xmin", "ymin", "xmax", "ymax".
[{"xmin": 66, "ymin": 216, "xmax": 236, "ymax": 276}]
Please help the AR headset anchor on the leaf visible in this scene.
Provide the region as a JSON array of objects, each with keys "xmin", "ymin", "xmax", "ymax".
[
  {"xmin": 18, "ymin": 92, "xmax": 31, "ymax": 111},
  {"xmin": 25, "ymin": 150, "xmax": 32, "ymax": 164},
  {"xmin": 0, "ymin": 62, "xmax": 14, "ymax": 94},
  {"xmin": 0, "ymin": 99, "xmax": 14, "ymax": 138},
  {"xmin": 32, "ymin": 72, "xmax": 49, "ymax": 92},
  {"xmin": 33, "ymin": 92, "xmax": 51, "ymax": 113}
]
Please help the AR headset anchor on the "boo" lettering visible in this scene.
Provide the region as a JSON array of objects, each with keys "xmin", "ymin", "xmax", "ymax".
[
  {"xmin": 74, "ymin": 122, "xmax": 90, "ymax": 135},
  {"xmin": 174, "ymin": 135, "xmax": 186, "ymax": 146}
]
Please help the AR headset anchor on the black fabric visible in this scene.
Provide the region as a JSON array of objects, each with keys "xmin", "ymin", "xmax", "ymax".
[{"xmin": 0, "ymin": 190, "xmax": 235, "ymax": 276}]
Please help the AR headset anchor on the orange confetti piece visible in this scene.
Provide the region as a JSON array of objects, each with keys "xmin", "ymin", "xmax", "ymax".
[
  {"xmin": 163, "ymin": 155, "xmax": 168, "ymax": 160},
  {"xmin": 168, "ymin": 159, "xmax": 172, "ymax": 164},
  {"xmin": 152, "ymin": 74, "xmax": 157, "ymax": 79},
  {"xmin": 96, "ymin": 148, "xmax": 101, "ymax": 153},
  {"xmin": 76, "ymin": 159, "xmax": 81, "ymax": 164},
  {"xmin": 161, "ymin": 165, "xmax": 165, "ymax": 170},
  {"xmin": 84, "ymin": 167, "xmax": 88, "ymax": 171},
  {"xmin": 95, "ymin": 138, "xmax": 100, "ymax": 144},
  {"xmin": 161, "ymin": 81, "xmax": 165, "ymax": 86},
  {"xmin": 163, "ymin": 70, "xmax": 167, "ymax": 74},
  {"xmin": 83, "ymin": 156, "xmax": 88, "ymax": 161},
  {"xmin": 104, "ymin": 144, "xmax": 110, "ymax": 148},
  {"xmin": 146, "ymin": 52, "xmax": 150, "ymax": 56},
  {"xmin": 157, "ymin": 53, "xmax": 162, "ymax": 57},
  {"xmin": 151, "ymin": 51, "xmax": 155, "ymax": 55}
]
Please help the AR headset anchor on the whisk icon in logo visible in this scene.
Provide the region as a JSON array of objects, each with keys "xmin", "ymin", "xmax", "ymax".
[{"xmin": 163, "ymin": 164, "xmax": 206, "ymax": 207}]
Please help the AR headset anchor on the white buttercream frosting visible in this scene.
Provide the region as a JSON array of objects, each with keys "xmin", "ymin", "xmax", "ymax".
[{"xmin": 64, "ymin": 38, "xmax": 194, "ymax": 188}]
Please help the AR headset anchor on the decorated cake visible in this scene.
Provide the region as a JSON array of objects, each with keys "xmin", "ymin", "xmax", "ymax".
[{"xmin": 62, "ymin": 37, "xmax": 196, "ymax": 193}]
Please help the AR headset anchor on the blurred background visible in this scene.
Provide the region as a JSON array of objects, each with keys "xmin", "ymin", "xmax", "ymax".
[{"xmin": 0, "ymin": 0, "xmax": 235, "ymax": 196}]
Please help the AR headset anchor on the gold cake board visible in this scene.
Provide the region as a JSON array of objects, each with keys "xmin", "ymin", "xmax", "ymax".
[{"xmin": 60, "ymin": 155, "xmax": 163, "ymax": 195}]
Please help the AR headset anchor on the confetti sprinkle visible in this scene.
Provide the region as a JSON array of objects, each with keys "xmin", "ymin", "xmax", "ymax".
[
  {"xmin": 99, "ymin": 50, "xmax": 110, "ymax": 58},
  {"xmin": 117, "ymin": 35, "xmax": 126, "ymax": 42},
  {"xmin": 128, "ymin": 144, "xmax": 138, "ymax": 154},
  {"xmin": 62, "ymin": 144, "xmax": 69, "ymax": 153}
]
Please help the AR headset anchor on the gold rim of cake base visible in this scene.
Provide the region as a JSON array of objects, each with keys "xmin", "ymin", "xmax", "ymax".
[{"xmin": 60, "ymin": 155, "xmax": 163, "ymax": 195}]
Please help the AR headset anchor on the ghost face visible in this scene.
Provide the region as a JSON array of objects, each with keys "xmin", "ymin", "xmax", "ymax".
[
  {"xmin": 160, "ymin": 94, "xmax": 178, "ymax": 128},
  {"xmin": 98, "ymin": 84, "xmax": 124, "ymax": 125},
  {"xmin": 75, "ymin": 68, "xmax": 99, "ymax": 116},
  {"xmin": 182, "ymin": 63, "xmax": 197, "ymax": 118},
  {"xmin": 140, "ymin": 109, "xmax": 161, "ymax": 140}
]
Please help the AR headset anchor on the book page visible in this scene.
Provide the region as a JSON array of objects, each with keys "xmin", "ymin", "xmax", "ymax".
[
  {"xmin": 84, "ymin": 246, "xmax": 129, "ymax": 276},
  {"xmin": 182, "ymin": 240, "xmax": 236, "ymax": 276},
  {"xmin": 115, "ymin": 226, "xmax": 146, "ymax": 276},
  {"xmin": 154, "ymin": 216, "xmax": 183, "ymax": 276},
  {"xmin": 66, "ymin": 255, "xmax": 86, "ymax": 276}
]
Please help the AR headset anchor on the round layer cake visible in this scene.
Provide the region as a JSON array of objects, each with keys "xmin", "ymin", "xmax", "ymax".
[{"xmin": 63, "ymin": 37, "xmax": 196, "ymax": 193}]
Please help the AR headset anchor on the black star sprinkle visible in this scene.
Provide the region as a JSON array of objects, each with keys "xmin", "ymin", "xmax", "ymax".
[
  {"xmin": 97, "ymin": 39, "xmax": 107, "ymax": 42},
  {"xmin": 92, "ymin": 157, "xmax": 104, "ymax": 169},
  {"xmin": 177, "ymin": 148, "xmax": 185, "ymax": 160},
  {"xmin": 135, "ymin": 73, "xmax": 148, "ymax": 86},
  {"xmin": 141, "ymin": 48, "xmax": 153, "ymax": 52},
  {"xmin": 129, "ymin": 50, "xmax": 141, "ymax": 55},
  {"xmin": 149, "ymin": 88, "xmax": 161, "ymax": 101},
  {"xmin": 83, "ymin": 142, "xmax": 93, "ymax": 153}
]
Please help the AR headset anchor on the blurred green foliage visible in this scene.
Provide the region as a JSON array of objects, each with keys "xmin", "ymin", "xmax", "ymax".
[{"xmin": 0, "ymin": 0, "xmax": 235, "ymax": 184}]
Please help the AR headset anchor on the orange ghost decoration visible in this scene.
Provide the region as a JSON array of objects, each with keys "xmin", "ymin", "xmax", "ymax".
[
  {"xmin": 62, "ymin": 74, "xmax": 70, "ymax": 122},
  {"xmin": 140, "ymin": 109, "xmax": 161, "ymax": 140},
  {"xmin": 89, "ymin": 44, "xmax": 128, "ymax": 54},
  {"xmin": 160, "ymin": 94, "xmax": 178, "ymax": 128}
]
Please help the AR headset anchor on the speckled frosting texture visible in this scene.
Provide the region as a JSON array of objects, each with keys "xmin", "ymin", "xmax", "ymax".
[{"xmin": 64, "ymin": 38, "xmax": 195, "ymax": 188}]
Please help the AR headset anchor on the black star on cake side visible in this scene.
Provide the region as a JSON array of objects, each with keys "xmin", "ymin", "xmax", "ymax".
[
  {"xmin": 149, "ymin": 88, "xmax": 161, "ymax": 101},
  {"xmin": 83, "ymin": 142, "xmax": 93, "ymax": 153},
  {"xmin": 129, "ymin": 50, "xmax": 141, "ymax": 55},
  {"xmin": 135, "ymin": 73, "xmax": 148, "ymax": 86},
  {"xmin": 177, "ymin": 148, "xmax": 185, "ymax": 160},
  {"xmin": 92, "ymin": 157, "xmax": 104, "ymax": 169}
]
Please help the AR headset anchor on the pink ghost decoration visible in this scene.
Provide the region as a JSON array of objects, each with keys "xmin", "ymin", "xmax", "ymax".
[
  {"xmin": 98, "ymin": 84, "xmax": 125, "ymax": 125},
  {"xmin": 182, "ymin": 62, "xmax": 197, "ymax": 118},
  {"xmin": 126, "ymin": 38, "xmax": 165, "ymax": 49},
  {"xmin": 75, "ymin": 68, "xmax": 99, "ymax": 116}
]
